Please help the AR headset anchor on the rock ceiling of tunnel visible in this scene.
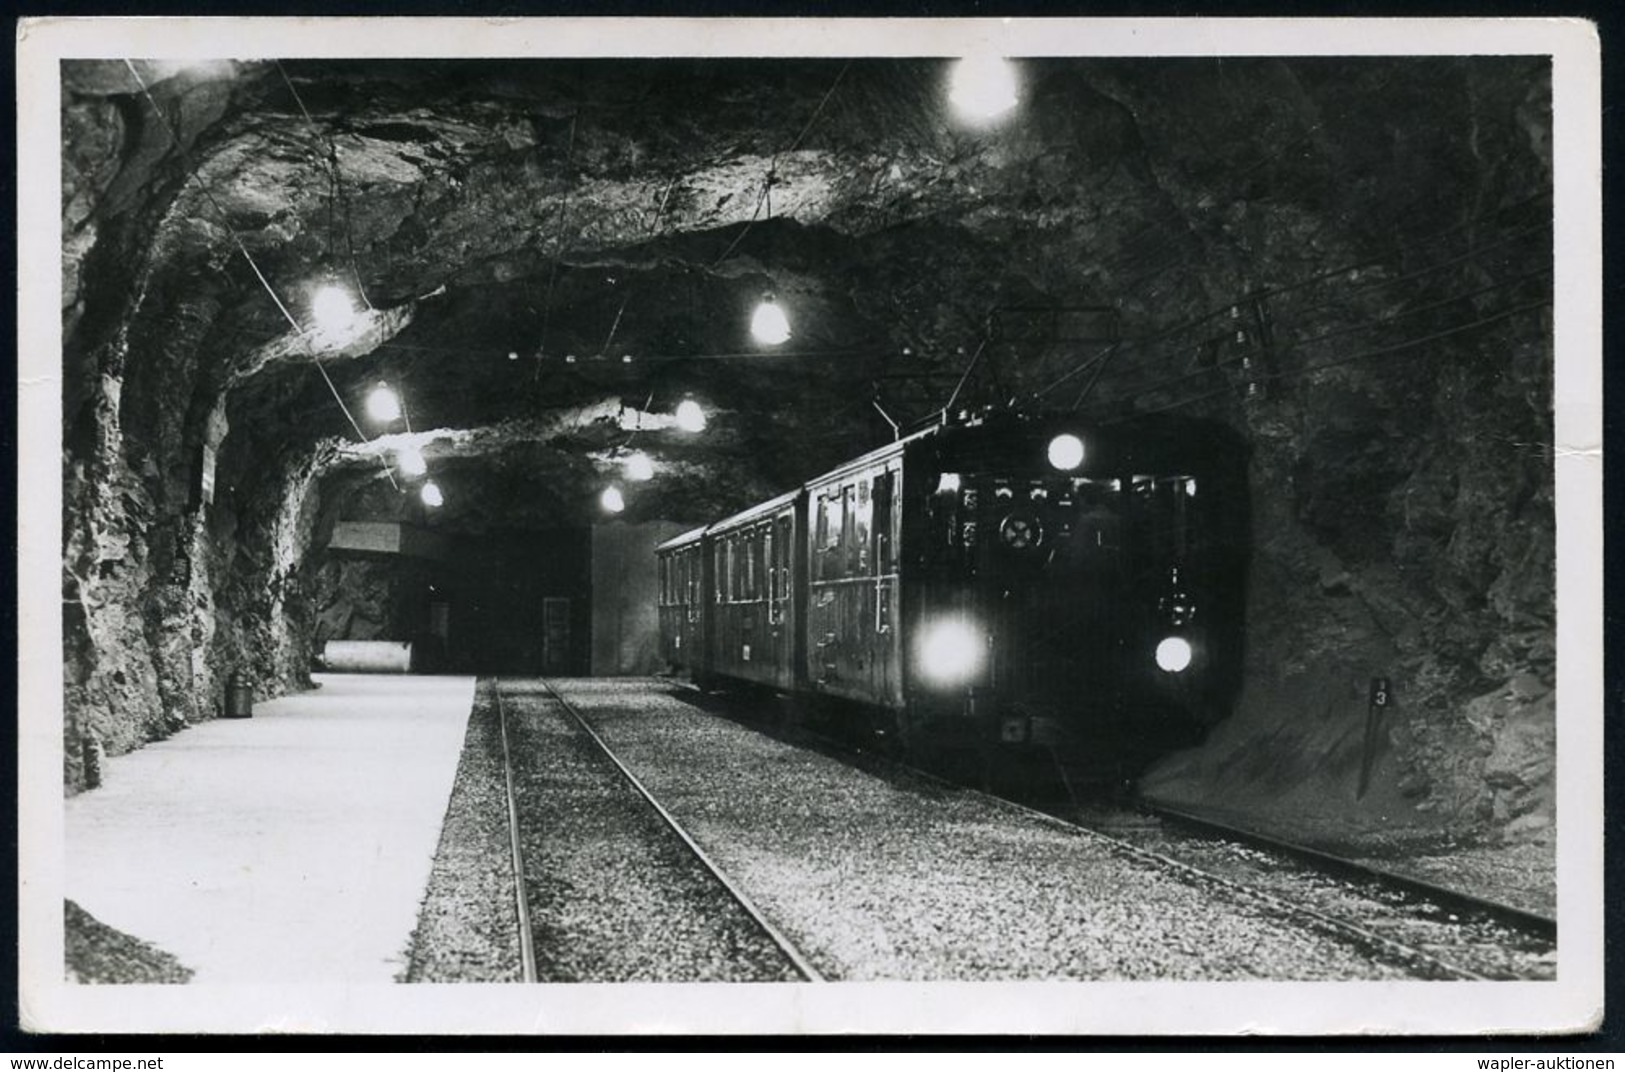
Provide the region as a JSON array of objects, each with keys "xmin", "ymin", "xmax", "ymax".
[{"xmin": 61, "ymin": 54, "xmax": 1553, "ymax": 532}]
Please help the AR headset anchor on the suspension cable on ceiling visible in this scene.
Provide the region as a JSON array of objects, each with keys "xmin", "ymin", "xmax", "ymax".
[
  {"xmin": 276, "ymin": 60, "xmax": 374, "ymax": 311},
  {"xmin": 710, "ymin": 60, "xmax": 851, "ymax": 270}
]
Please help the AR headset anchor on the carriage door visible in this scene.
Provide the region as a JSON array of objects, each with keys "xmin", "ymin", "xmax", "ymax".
[
  {"xmin": 541, "ymin": 597, "xmax": 571, "ymax": 674},
  {"xmin": 871, "ymin": 469, "xmax": 900, "ymax": 705}
]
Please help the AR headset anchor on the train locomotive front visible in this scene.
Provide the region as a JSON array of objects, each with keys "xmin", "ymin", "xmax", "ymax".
[{"xmin": 893, "ymin": 413, "xmax": 1247, "ymax": 769}]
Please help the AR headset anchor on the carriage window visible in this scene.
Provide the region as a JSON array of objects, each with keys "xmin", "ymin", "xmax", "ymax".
[
  {"xmin": 731, "ymin": 535, "xmax": 745, "ymax": 602},
  {"xmin": 821, "ymin": 492, "xmax": 843, "ymax": 551},
  {"xmin": 763, "ymin": 526, "xmax": 775, "ymax": 601},
  {"xmin": 840, "ymin": 485, "xmax": 856, "ymax": 572},
  {"xmin": 854, "ymin": 480, "xmax": 871, "ymax": 573},
  {"xmin": 747, "ymin": 528, "xmax": 762, "ymax": 600}
]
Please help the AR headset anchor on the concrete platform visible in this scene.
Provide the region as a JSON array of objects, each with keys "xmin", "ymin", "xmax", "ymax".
[{"xmin": 64, "ymin": 673, "xmax": 477, "ymax": 984}]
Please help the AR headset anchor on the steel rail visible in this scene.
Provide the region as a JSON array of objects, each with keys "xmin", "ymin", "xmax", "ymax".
[
  {"xmin": 539, "ymin": 679, "xmax": 826, "ymax": 983},
  {"xmin": 493, "ymin": 684, "xmax": 539, "ymax": 983},
  {"xmin": 1140, "ymin": 800, "xmax": 1557, "ymax": 941}
]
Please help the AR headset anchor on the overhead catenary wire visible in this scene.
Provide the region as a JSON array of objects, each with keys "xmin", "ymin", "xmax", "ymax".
[
  {"xmin": 121, "ymin": 60, "xmax": 397, "ymax": 488},
  {"xmin": 1017, "ymin": 203, "xmax": 1552, "ymax": 409},
  {"xmin": 1100, "ymin": 262, "xmax": 1552, "ymax": 408},
  {"xmin": 1116, "ymin": 198, "xmax": 1551, "ymax": 368},
  {"xmin": 1107, "ymin": 298, "xmax": 1551, "ymax": 424},
  {"xmin": 939, "ymin": 336, "xmax": 991, "ymax": 419},
  {"xmin": 1069, "ymin": 340, "xmax": 1122, "ymax": 412},
  {"xmin": 1025, "ymin": 345, "xmax": 1112, "ymax": 405},
  {"xmin": 535, "ymin": 111, "xmax": 581, "ymax": 377},
  {"xmin": 599, "ymin": 175, "xmax": 682, "ymax": 358},
  {"xmin": 379, "ymin": 339, "xmax": 884, "ymax": 363}
]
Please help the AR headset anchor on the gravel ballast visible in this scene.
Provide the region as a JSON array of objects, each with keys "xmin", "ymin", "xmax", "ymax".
[
  {"xmin": 402, "ymin": 680, "xmax": 524, "ymax": 982},
  {"xmin": 500, "ymin": 680, "xmax": 801, "ymax": 982},
  {"xmin": 545, "ymin": 678, "xmax": 1432, "ymax": 982}
]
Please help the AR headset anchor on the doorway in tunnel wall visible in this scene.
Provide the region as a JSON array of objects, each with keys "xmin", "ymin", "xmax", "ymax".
[{"xmin": 447, "ymin": 528, "xmax": 593, "ymax": 675}]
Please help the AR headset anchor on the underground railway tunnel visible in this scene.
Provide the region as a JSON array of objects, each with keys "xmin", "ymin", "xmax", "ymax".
[{"xmin": 43, "ymin": 41, "xmax": 1571, "ymax": 1003}]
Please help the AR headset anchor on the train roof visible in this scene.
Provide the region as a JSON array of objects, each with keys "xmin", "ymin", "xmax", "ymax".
[
  {"xmin": 801, "ymin": 423, "xmax": 936, "ymax": 488},
  {"xmin": 654, "ymin": 525, "xmax": 708, "ymax": 553},
  {"xmin": 700, "ymin": 487, "xmax": 802, "ymax": 535}
]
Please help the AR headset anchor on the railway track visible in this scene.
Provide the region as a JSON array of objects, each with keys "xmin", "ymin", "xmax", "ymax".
[
  {"xmin": 678, "ymin": 682, "xmax": 1556, "ymax": 981},
  {"xmin": 494, "ymin": 678, "xmax": 822, "ymax": 983},
  {"xmin": 960, "ymin": 778, "xmax": 1546, "ymax": 981},
  {"xmin": 1137, "ymin": 800, "xmax": 1557, "ymax": 941}
]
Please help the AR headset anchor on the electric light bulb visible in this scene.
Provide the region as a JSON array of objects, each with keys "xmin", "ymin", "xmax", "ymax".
[
  {"xmin": 949, "ymin": 55, "xmax": 1020, "ymax": 125},
  {"xmin": 366, "ymin": 382, "xmax": 402, "ymax": 424},
  {"xmin": 420, "ymin": 480, "xmax": 444, "ymax": 508},
  {"xmin": 601, "ymin": 485, "xmax": 625, "ymax": 513},
  {"xmin": 625, "ymin": 451, "xmax": 654, "ymax": 482},
  {"xmin": 751, "ymin": 297, "xmax": 792, "ymax": 346},
  {"xmin": 675, "ymin": 399, "xmax": 707, "ymax": 433},
  {"xmin": 1156, "ymin": 636, "xmax": 1194, "ymax": 673},
  {"xmin": 312, "ymin": 285, "xmax": 357, "ymax": 335},
  {"xmin": 1047, "ymin": 433, "xmax": 1085, "ymax": 471}
]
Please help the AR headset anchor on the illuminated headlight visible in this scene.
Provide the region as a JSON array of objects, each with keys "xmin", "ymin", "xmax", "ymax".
[
  {"xmin": 917, "ymin": 619, "xmax": 983, "ymax": 686},
  {"xmin": 1155, "ymin": 636, "xmax": 1194, "ymax": 673},
  {"xmin": 1047, "ymin": 433, "xmax": 1085, "ymax": 471}
]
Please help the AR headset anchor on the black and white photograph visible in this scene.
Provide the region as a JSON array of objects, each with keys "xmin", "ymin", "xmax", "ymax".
[{"xmin": 16, "ymin": 16, "xmax": 1602, "ymax": 1036}]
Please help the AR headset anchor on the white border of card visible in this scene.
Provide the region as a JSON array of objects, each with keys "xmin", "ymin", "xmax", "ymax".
[{"xmin": 17, "ymin": 16, "xmax": 1603, "ymax": 1036}]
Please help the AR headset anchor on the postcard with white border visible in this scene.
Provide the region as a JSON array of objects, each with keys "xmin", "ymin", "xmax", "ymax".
[{"xmin": 17, "ymin": 15, "xmax": 1603, "ymax": 1036}]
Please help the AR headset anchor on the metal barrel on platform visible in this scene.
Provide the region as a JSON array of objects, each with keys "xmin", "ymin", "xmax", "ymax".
[
  {"xmin": 322, "ymin": 640, "xmax": 415, "ymax": 673},
  {"xmin": 223, "ymin": 672, "xmax": 255, "ymax": 718}
]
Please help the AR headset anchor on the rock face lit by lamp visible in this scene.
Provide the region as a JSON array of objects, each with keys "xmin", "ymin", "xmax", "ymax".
[
  {"xmin": 675, "ymin": 399, "xmax": 707, "ymax": 433},
  {"xmin": 750, "ymin": 296, "xmax": 792, "ymax": 346},
  {"xmin": 949, "ymin": 55, "xmax": 1020, "ymax": 125},
  {"xmin": 624, "ymin": 451, "xmax": 654, "ymax": 482},
  {"xmin": 396, "ymin": 444, "xmax": 427, "ymax": 478}
]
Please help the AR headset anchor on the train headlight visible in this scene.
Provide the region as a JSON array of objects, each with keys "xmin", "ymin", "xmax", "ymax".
[
  {"xmin": 917, "ymin": 619, "xmax": 983, "ymax": 686},
  {"xmin": 1155, "ymin": 636, "xmax": 1194, "ymax": 673},
  {"xmin": 1047, "ymin": 433, "xmax": 1085, "ymax": 471}
]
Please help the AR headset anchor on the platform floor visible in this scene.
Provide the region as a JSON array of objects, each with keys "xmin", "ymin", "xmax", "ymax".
[{"xmin": 64, "ymin": 673, "xmax": 477, "ymax": 984}]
